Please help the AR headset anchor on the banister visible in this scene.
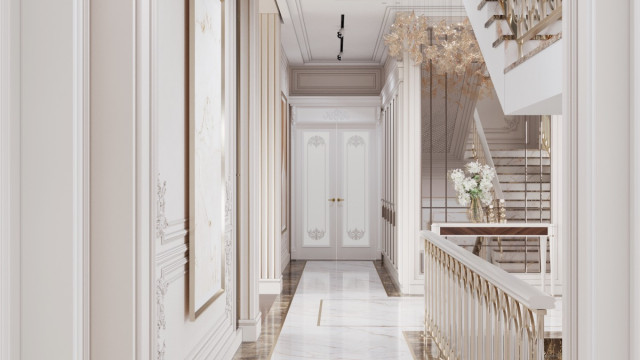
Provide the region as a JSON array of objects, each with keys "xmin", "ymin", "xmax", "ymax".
[
  {"xmin": 423, "ymin": 229, "xmax": 554, "ymax": 359},
  {"xmin": 422, "ymin": 230, "xmax": 554, "ymax": 309},
  {"xmin": 498, "ymin": 0, "xmax": 562, "ymax": 57}
]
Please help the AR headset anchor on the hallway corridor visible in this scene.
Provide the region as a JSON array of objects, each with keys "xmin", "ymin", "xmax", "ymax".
[{"xmin": 236, "ymin": 261, "xmax": 442, "ymax": 359}]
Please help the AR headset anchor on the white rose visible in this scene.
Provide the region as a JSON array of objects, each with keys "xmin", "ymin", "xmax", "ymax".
[
  {"xmin": 479, "ymin": 179, "xmax": 493, "ymax": 192},
  {"xmin": 481, "ymin": 166, "xmax": 496, "ymax": 181},
  {"xmin": 466, "ymin": 161, "xmax": 481, "ymax": 174},
  {"xmin": 481, "ymin": 192, "xmax": 493, "ymax": 206},
  {"xmin": 458, "ymin": 193, "xmax": 470, "ymax": 206},
  {"xmin": 450, "ymin": 169, "xmax": 464, "ymax": 182},
  {"xmin": 463, "ymin": 178, "xmax": 477, "ymax": 191}
]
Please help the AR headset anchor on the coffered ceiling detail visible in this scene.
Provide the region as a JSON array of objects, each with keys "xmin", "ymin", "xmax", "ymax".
[{"xmin": 278, "ymin": 0, "xmax": 466, "ymax": 66}]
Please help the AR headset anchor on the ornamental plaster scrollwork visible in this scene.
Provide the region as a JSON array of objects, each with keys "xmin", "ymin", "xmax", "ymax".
[
  {"xmin": 307, "ymin": 136, "xmax": 325, "ymax": 148},
  {"xmin": 322, "ymin": 109, "xmax": 348, "ymax": 122},
  {"xmin": 224, "ymin": 232, "xmax": 233, "ymax": 320},
  {"xmin": 347, "ymin": 228, "xmax": 365, "ymax": 240},
  {"xmin": 347, "ymin": 135, "xmax": 365, "ymax": 147},
  {"xmin": 307, "ymin": 228, "xmax": 326, "ymax": 240},
  {"xmin": 156, "ymin": 275, "xmax": 169, "ymax": 360},
  {"xmin": 156, "ymin": 175, "xmax": 169, "ymax": 242},
  {"xmin": 225, "ymin": 178, "xmax": 232, "ymax": 226}
]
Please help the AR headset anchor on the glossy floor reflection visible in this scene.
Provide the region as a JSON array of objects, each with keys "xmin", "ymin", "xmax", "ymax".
[{"xmin": 271, "ymin": 261, "xmax": 426, "ymax": 360}]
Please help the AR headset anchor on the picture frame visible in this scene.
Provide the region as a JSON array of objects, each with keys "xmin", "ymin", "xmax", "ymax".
[{"xmin": 188, "ymin": 0, "xmax": 226, "ymax": 319}]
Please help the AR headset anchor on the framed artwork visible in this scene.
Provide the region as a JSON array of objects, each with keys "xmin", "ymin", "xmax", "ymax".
[{"xmin": 188, "ymin": 0, "xmax": 225, "ymax": 319}]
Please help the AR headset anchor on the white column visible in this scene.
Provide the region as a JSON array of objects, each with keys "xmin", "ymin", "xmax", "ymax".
[
  {"xmin": 19, "ymin": 0, "xmax": 89, "ymax": 359},
  {"xmin": 565, "ymin": 0, "xmax": 633, "ymax": 358},
  {"xmin": 237, "ymin": 0, "xmax": 262, "ymax": 341},
  {"xmin": 90, "ymin": 0, "xmax": 139, "ymax": 358},
  {"xmin": 257, "ymin": 0, "xmax": 283, "ymax": 294},
  {"xmin": 395, "ymin": 56, "xmax": 423, "ymax": 295}
]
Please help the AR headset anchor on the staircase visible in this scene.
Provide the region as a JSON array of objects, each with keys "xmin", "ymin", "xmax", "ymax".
[
  {"xmin": 492, "ymin": 145, "xmax": 551, "ymax": 223},
  {"xmin": 463, "ymin": 0, "xmax": 563, "ymax": 115},
  {"xmin": 462, "ymin": 134, "xmax": 552, "ymax": 275}
]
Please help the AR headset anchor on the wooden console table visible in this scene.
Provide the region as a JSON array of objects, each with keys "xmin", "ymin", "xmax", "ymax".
[{"xmin": 430, "ymin": 223, "xmax": 556, "ymax": 295}]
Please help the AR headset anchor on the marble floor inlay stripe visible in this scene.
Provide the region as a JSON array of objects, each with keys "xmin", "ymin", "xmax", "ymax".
[{"xmin": 233, "ymin": 260, "xmax": 307, "ymax": 360}]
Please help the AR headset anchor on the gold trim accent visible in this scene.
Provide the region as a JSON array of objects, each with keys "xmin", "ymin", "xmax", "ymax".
[{"xmin": 317, "ymin": 299, "xmax": 324, "ymax": 326}]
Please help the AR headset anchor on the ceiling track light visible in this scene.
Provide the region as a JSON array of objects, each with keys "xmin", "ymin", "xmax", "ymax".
[{"xmin": 337, "ymin": 14, "xmax": 345, "ymax": 61}]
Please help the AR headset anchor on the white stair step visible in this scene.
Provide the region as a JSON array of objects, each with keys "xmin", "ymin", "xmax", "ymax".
[
  {"xmin": 503, "ymin": 200, "xmax": 551, "ymax": 208},
  {"xmin": 492, "ymin": 157, "xmax": 551, "ymax": 166},
  {"xmin": 493, "ymin": 262, "xmax": 550, "ymax": 273},
  {"xmin": 491, "ymin": 150, "xmax": 550, "ymax": 158},
  {"xmin": 505, "ymin": 210, "xmax": 551, "ymax": 220},
  {"xmin": 500, "ymin": 182, "xmax": 551, "ymax": 191},
  {"xmin": 499, "ymin": 174, "xmax": 551, "ymax": 182},
  {"xmin": 502, "ymin": 191, "xmax": 551, "ymax": 201},
  {"xmin": 496, "ymin": 165, "xmax": 551, "ymax": 174}
]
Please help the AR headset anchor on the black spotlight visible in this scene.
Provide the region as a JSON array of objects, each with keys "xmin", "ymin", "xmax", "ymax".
[{"xmin": 336, "ymin": 14, "xmax": 344, "ymax": 61}]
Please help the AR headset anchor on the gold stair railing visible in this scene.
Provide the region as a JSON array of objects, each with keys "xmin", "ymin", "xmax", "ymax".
[{"xmin": 498, "ymin": 0, "xmax": 562, "ymax": 57}]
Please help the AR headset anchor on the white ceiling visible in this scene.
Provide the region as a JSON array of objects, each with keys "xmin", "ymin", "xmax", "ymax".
[{"xmin": 278, "ymin": 0, "xmax": 466, "ymax": 66}]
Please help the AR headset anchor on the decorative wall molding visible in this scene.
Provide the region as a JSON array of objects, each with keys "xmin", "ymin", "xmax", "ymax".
[
  {"xmin": 225, "ymin": 177, "xmax": 232, "ymax": 227},
  {"xmin": 156, "ymin": 275, "xmax": 169, "ymax": 360},
  {"xmin": 156, "ymin": 175, "xmax": 169, "ymax": 243},
  {"xmin": 150, "ymin": 0, "xmax": 239, "ymax": 358},
  {"xmin": 322, "ymin": 109, "xmax": 348, "ymax": 122},
  {"xmin": 290, "ymin": 66, "xmax": 383, "ymax": 96},
  {"xmin": 224, "ymin": 231, "xmax": 233, "ymax": 320},
  {"xmin": 162, "ymin": 219, "xmax": 188, "ymax": 245}
]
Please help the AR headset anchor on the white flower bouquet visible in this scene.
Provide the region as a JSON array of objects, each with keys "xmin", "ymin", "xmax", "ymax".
[{"xmin": 450, "ymin": 161, "xmax": 496, "ymax": 207}]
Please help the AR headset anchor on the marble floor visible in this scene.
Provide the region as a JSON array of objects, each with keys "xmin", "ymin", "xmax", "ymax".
[
  {"xmin": 271, "ymin": 261, "xmax": 431, "ymax": 360},
  {"xmin": 234, "ymin": 260, "xmax": 561, "ymax": 360}
]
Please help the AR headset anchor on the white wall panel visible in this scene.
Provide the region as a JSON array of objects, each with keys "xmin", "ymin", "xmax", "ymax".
[
  {"xmin": 303, "ymin": 132, "xmax": 331, "ymax": 247},
  {"xmin": 151, "ymin": 0, "xmax": 240, "ymax": 358},
  {"xmin": 342, "ymin": 132, "xmax": 370, "ymax": 247}
]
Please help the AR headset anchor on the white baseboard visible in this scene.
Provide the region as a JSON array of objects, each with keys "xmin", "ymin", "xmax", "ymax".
[
  {"xmin": 222, "ymin": 330, "xmax": 243, "ymax": 360},
  {"xmin": 259, "ymin": 278, "xmax": 282, "ymax": 294},
  {"xmin": 238, "ymin": 313, "xmax": 262, "ymax": 342}
]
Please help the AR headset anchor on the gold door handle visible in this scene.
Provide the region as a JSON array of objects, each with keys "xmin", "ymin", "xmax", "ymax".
[
  {"xmin": 337, "ymin": 198, "xmax": 344, "ymax": 202},
  {"xmin": 328, "ymin": 198, "xmax": 336, "ymax": 202}
]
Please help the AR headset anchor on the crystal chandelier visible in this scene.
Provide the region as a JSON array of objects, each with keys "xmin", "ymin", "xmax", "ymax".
[
  {"xmin": 423, "ymin": 19, "xmax": 487, "ymax": 80},
  {"xmin": 385, "ymin": 14, "xmax": 491, "ymax": 93},
  {"xmin": 383, "ymin": 12, "xmax": 430, "ymax": 64}
]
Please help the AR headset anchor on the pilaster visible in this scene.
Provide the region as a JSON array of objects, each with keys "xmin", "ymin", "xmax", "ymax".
[
  {"xmin": 237, "ymin": 0, "xmax": 262, "ymax": 341},
  {"xmin": 395, "ymin": 55, "xmax": 423, "ymax": 295},
  {"xmin": 258, "ymin": 0, "xmax": 282, "ymax": 294}
]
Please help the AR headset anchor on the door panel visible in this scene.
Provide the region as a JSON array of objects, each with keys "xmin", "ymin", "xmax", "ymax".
[
  {"xmin": 294, "ymin": 127, "xmax": 376, "ymax": 260},
  {"xmin": 341, "ymin": 132, "xmax": 369, "ymax": 247},
  {"xmin": 302, "ymin": 132, "xmax": 332, "ymax": 248}
]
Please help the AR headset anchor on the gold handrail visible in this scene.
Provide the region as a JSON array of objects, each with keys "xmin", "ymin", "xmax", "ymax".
[{"xmin": 498, "ymin": 0, "xmax": 562, "ymax": 57}]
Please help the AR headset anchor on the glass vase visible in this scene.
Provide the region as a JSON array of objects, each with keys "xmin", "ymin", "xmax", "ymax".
[{"xmin": 467, "ymin": 197, "xmax": 485, "ymax": 223}]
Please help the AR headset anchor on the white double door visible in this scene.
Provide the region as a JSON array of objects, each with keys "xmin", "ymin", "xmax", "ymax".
[{"xmin": 294, "ymin": 127, "xmax": 377, "ymax": 260}]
